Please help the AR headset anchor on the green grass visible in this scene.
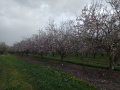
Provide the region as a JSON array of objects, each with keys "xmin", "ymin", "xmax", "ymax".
[
  {"xmin": 28, "ymin": 54, "xmax": 120, "ymax": 70},
  {"xmin": 0, "ymin": 54, "xmax": 97, "ymax": 90}
]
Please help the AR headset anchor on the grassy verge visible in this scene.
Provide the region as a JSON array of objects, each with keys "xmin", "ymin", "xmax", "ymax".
[
  {"xmin": 27, "ymin": 54, "xmax": 120, "ymax": 71},
  {"xmin": 0, "ymin": 54, "xmax": 97, "ymax": 90}
]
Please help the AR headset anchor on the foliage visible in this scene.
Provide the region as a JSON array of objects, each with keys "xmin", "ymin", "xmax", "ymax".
[
  {"xmin": 0, "ymin": 42, "xmax": 7, "ymax": 54},
  {"xmin": 10, "ymin": 0, "xmax": 120, "ymax": 70}
]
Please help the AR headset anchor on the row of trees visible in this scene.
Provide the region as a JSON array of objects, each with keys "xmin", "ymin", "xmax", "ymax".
[
  {"xmin": 0, "ymin": 42, "xmax": 8, "ymax": 54},
  {"xmin": 9, "ymin": 0, "xmax": 120, "ymax": 70}
]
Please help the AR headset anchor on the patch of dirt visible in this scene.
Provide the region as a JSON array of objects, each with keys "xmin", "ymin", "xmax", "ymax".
[{"xmin": 18, "ymin": 55, "xmax": 120, "ymax": 90}]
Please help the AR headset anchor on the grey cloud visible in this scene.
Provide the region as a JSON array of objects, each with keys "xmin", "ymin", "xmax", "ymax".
[{"xmin": 0, "ymin": 0, "xmax": 93, "ymax": 46}]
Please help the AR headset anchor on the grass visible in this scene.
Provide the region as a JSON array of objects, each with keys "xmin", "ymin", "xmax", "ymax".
[
  {"xmin": 0, "ymin": 54, "xmax": 97, "ymax": 90},
  {"xmin": 28, "ymin": 54, "xmax": 120, "ymax": 70}
]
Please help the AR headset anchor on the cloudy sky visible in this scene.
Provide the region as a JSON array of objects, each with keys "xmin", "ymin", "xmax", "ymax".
[{"xmin": 0, "ymin": 0, "xmax": 94, "ymax": 46}]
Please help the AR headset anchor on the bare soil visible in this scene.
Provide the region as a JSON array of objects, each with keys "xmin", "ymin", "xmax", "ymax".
[{"xmin": 18, "ymin": 55, "xmax": 120, "ymax": 90}]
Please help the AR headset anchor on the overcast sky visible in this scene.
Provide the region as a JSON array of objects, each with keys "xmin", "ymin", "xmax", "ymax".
[{"xmin": 0, "ymin": 0, "xmax": 95, "ymax": 46}]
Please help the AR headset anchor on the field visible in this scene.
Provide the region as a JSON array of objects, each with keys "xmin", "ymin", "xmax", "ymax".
[
  {"xmin": 28, "ymin": 54, "xmax": 120, "ymax": 71},
  {"xmin": 0, "ymin": 54, "xmax": 97, "ymax": 90}
]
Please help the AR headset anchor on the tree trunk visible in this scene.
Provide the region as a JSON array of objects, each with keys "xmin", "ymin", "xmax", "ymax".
[
  {"xmin": 40, "ymin": 54, "xmax": 43, "ymax": 59},
  {"xmin": 100, "ymin": 54, "xmax": 104, "ymax": 57},
  {"xmin": 40, "ymin": 52, "xmax": 44, "ymax": 59},
  {"xmin": 52, "ymin": 52, "xmax": 55, "ymax": 57},
  {"xmin": 93, "ymin": 53, "xmax": 96, "ymax": 59},
  {"xmin": 85, "ymin": 53, "xmax": 88, "ymax": 57},
  {"xmin": 76, "ymin": 53, "xmax": 79, "ymax": 57},
  {"xmin": 80, "ymin": 53, "xmax": 84, "ymax": 61},
  {"xmin": 60, "ymin": 55, "xmax": 64, "ymax": 62},
  {"xmin": 26, "ymin": 52, "xmax": 29, "ymax": 56},
  {"xmin": 109, "ymin": 55, "xmax": 116, "ymax": 70},
  {"xmin": 110, "ymin": 58, "xmax": 114, "ymax": 70}
]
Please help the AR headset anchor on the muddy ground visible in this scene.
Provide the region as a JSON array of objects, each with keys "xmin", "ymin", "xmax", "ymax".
[{"xmin": 18, "ymin": 55, "xmax": 120, "ymax": 90}]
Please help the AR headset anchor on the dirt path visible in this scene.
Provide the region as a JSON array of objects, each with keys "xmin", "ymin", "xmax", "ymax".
[{"xmin": 18, "ymin": 55, "xmax": 120, "ymax": 90}]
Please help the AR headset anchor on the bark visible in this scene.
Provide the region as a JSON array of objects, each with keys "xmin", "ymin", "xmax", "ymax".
[
  {"xmin": 52, "ymin": 52, "xmax": 55, "ymax": 57},
  {"xmin": 26, "ymin": 51, "xmax": 29, "ymax": 56},
  {"xmin": 93, "ymin": 53, "xmax": 96, "ymax": 59},
  {"xmin": 75, "ymin": 52, "xmax": 79, "ymax": 57},
  {"xmin": 60, "ymin": 55, "xmax": 64, "ymax": 62},
  {"xmin": 40, "ymin": 51, "xmax": 44, "ymax": 59},
  {"xmin": 80, "ymin": 53, "xmax": 84, "ymax": 61},
  {"xmin": 109, "ymin": 54, "xmax": 117, "ymax": 70}
]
